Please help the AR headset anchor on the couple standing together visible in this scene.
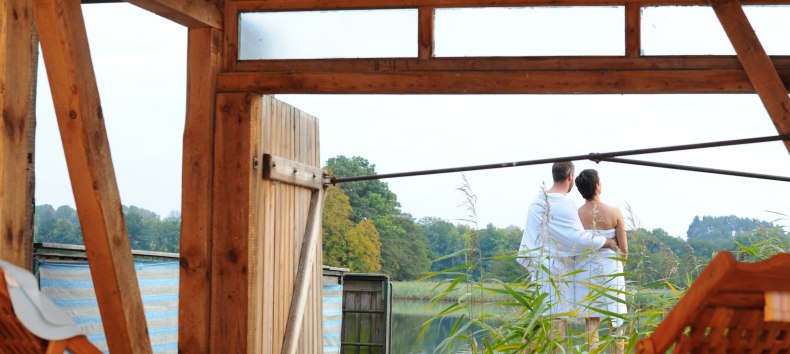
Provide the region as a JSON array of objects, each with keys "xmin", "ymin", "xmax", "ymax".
[{"xmin": 518, "ymin": 162, "xmax": 628, "ymax": 342}]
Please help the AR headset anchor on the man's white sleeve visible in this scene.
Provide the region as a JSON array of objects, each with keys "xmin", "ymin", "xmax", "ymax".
[{"xmin": 550, "ymin": 199, "xmax": 606, "ymax": 256}]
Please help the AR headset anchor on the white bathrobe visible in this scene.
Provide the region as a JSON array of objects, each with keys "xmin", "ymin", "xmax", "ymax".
[{"xmin": 518, "ymin": 193, "xmax": 606, "ymax": 315}]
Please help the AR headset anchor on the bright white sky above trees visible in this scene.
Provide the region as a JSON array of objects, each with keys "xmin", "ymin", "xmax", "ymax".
[{"xmin": 35, "ymin": 3, "xmax": 790, "ymax": 238}]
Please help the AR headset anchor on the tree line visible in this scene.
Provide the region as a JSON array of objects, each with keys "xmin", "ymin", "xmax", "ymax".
[
  {"xmin": 32, "ymin": 155, "xmax": 788, "ymax": 282},
  {"xmin": 33, "ymin": 204, "xmax": 180, "ymax": 253}
]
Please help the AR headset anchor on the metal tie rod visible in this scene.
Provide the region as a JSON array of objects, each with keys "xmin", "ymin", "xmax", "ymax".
[
  {"xmin": 328, "ymin": 134, "xmax": 790, "ymax": 184},
  {"xmin": 599, "ymin": 157, "xmax": 790, "ymax": 183}
]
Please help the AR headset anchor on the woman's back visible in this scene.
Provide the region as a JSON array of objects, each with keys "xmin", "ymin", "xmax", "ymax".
[{"xmin": 578, "ymin": 200, "xmax": 620, "ymax": 231}]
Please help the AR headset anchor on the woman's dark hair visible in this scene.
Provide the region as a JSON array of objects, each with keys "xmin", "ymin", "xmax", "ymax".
[{"xmin": 575, "ymin": 169, "xmax": 599, "ymax": 200}]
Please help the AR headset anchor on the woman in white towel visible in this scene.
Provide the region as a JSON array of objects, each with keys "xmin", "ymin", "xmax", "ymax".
[{"xmin": 574, "ymin": 169, "xmax": 628, "ymax": 352}]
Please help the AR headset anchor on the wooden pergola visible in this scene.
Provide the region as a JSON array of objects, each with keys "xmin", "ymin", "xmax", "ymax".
[{"xmin": 1, "ymin": 0, "xmax": 789, "ymax": 352}]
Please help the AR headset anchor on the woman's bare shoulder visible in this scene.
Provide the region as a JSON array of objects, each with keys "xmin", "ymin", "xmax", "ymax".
[{"xmin": 595, "ymin": 201, "xmax": 619, "ymax": 213}]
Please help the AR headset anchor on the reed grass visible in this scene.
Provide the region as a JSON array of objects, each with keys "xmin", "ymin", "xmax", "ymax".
[{"xmin": 418, "ymin": 178, "xmax": 788, "ymax": 353}]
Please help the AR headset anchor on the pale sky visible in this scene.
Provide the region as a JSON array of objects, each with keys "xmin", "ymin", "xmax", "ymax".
[{"xmin": 35, "ymin": 4, "xmax": 790, "ymax": 238}]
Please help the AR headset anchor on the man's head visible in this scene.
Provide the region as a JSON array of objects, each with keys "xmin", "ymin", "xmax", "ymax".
[
  {"xmin": 575, "ymin": 169, "xmax": 600, "ymax": 200},
  {"xmin": 551, "ymin": 161, "xmax": 575, "ymax": 193}
]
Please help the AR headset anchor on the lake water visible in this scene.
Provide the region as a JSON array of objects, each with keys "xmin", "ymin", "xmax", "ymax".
[{"xmin": 390, "ymin": 299, "xmax": 499, "ymax": 354}]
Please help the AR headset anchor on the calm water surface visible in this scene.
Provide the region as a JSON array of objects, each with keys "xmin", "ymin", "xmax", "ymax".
[{"xmin": 390, "ymin": 299, "xmax": 501, "ymax": 354}]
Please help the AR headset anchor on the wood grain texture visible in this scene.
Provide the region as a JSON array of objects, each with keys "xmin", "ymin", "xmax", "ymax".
[
  {"xmin": 32, "ymin": 0, "xmax": 152, "ymax": 352},
  {"xmin": 223, "ymin": 1, "xmax": 239, "ymax": 71},
  {"xmin": 281, "ymin": 188, "xmax": 325, "ymax": 354},
  {"xmin": 636, "ymin": 252, "xmax": 790, "ymax": 353},
  {"xmin": 217, "ymin": 69, "xmax": 785, "ymax": 94},
  {"xmin": 179, "ymin": 27, "xmax": 222, "ymax": 354},
  {"xmin": 263, "ymin": 154, "xmax": 324, "ymax": 190},
  {"xmin": 230, "ymin": 0, "xmax": 790, "ymax": 10},
  {"xmin": 233, "ymin": 56, "xmax": 790, "ymax": 73},
  {"xmin": 710, "ymin": 0, "xmax": 790, "ymax": 153},
  {"xmin": 259, "ymin": 96, "xmax": 322, "ymax": 354},
  {"xmin": 636, "ymin": 252, "xmax": 736, "ymax": 353},
  {"xmin": 625, "ymin": 4, "xmax": 640, "ymax": 57},
  {"xmin": 127, "ymin": 0, "xmax": 221, "ymax": 28},
  {"xmin": 0, "ymin": 0, "xmax": 36, "ymax": 269},
  {"xmin": 210, "ymin": 93, "xmax": 262, "ymax": 354},
  {"xmin": 418, "ymin": 7, "xmax": 433, "ymax": 60}
]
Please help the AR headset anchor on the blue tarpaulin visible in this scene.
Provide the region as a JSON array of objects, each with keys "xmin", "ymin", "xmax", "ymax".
[
  {"xmin": 38, "ymin": 260, "xmax": 342, "ymax": 353},
  {"xmin": 38, "ymin": 261, "xmax": 179, "ymax": 353}
]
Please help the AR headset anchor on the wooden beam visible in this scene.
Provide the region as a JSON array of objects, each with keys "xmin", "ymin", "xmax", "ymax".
[
  {"xmin": 0, "ymin": 0, "xmax": 37, "ymax": 269},
  {"xmin": 233, "ymin": 56, "xmax": 790, "ymax": 73},
  {"xmin": 281, "ymin": 188, "xmax": 325, "ymax": 354},
  {"xmin": 262, "ymin": 154, "xmax": 324, "ymax": 190},
  {"xmin": 210, "ymin": 93, "xmax": 262, "ymax": 354},
  {"xmin": 231, "ymin": 0, "xmax": 790, "ymax": 11},
  {"xmin": 710, "ymin": 0, "xmax": 790, "ymax": 153},
  {"xmin": 418, "ymin": 7, "xmax": 433, "ymax": 60},
  {"xmin": 179, "ymin": 27, "xmax": 222, "ymax": 354},
  {"xmin": 625, "ymin": 4, "xmax": 641, "ymax": 57},
  {"xmin": 32, "ymin": 0, "xmax": 152, "ymax": 352},
  {"xmin": 127, "ymin": 0, "xmax": 221, "ymax": 28},
  {"xmin": 223, "ymin": 1, "xmax": 239, "ymax": 71},
  {"xmin": 216, "ymin": 69, "xmax": 789, "ymax": 94}
]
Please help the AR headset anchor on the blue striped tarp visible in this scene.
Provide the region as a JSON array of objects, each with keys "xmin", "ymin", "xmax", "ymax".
[
  {"xmin": 322, "ymin": 284, "xmax": 343, "ymax": 354},
  {"xmin": 39, "ymin": 260, "xmax": 342, "ymax": 353},
  {"xmin": 38, "ymin": 261, "xmax": 179, "ymax": 354}
]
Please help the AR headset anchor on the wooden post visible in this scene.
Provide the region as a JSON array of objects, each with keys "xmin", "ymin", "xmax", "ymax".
[
  {"xmin": 625, "ymin": 4, "xmax": 640, "ymax": 57},
  {"xmin": 710, "ymin": 0, "xmax": 790, "ymax": 154},
  {"xmin": 32, "ymin": 0, "xmax": 152, "ymax": 352},
  {"xmin": 179, "ymin": 27, "xmax": 222, "ymax": 354},
  {"xmin": 210, "ymin": 93, "xmax": 263, "ymax": 354},
  {"xmin": 418, "ymin": 7, "xmax": 434, "ymax": 60},
  {"xmin": 0, "ymin": 0, "xmax": 37, "ymax": 269}
]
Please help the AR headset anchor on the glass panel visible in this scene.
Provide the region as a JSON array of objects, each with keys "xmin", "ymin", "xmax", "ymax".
[
  {"xmin": 239, "ymin": 10, "xmax": 418, "ymax": 60},
  {"xmin": 434, "ymin": 7, "xmax": 624, "ymax": 57},
  {"xmin": 642, "ymin": 5, "xmax": 790, "ymax": 55}
]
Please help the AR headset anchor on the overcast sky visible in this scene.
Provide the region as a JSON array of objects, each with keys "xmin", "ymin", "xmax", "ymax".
[{"xmin": 35, "ymin": 4, "xmax": 790, "ymax": 238}]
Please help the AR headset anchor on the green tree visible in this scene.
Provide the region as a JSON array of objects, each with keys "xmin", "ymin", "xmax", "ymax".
[
  {"xmin": 326, "ymin": 156, "xmax": 399, "ymax": 222},
  {"xmin": 322, "ymin": 186, "xmax": 354, "ymax": 267},
  {"xmin": 377, "ymin": 214, "xmax": 431, "ymax": 280},
  {"xmin": 34, "ymin": 204, "xmax": 181, "ymax": 252},
  {"xmin": 419, "ymin": 217, "xmax": 465, "ymax": 273},
  {"xmin": 687, "ymin": 215, "xmax": 774, "ymax": 241},
  {"xmin": 34, "ymin": 205, "xmax": 82, "ymax": 245},
  {"xmin": 321, "ymin": 186, "xmax": 383, "ymax": 273},
  {"xmin": 325, "ymin": 156, "xmax": 431, "ymax": 279},
  {"xmin": 345, "ymin": 220, "xmax": 382, "ymax": 273},
  {"xmin": 627, "ymin": 228, "xmax": 699, "ymax": 287}
]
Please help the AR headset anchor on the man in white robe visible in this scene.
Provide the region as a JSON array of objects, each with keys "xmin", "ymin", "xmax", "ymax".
[{"xmin": 518, "ymin": 162, "xmax": 618, "ymax": 334}]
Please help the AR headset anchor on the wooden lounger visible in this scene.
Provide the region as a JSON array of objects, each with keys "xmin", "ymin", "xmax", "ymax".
[{"xmin": 636, "ymin": 251, "xmax": 790, "ymax": 353}]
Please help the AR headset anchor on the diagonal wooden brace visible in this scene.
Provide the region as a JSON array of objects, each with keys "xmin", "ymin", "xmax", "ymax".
[
  {"xmin": 32, "ymin": 0, "xmax": 152, "ymax": 351},
  {"xmin": 280, "ymin": 187, "xmax": 326, "ymax": 354},
  {"xmin": 710, "ymin": 0, "xmax": 790, "ymax": 154}
]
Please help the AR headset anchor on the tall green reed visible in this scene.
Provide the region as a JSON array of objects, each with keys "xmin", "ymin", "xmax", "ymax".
[{"xmin": 419, "ymin": 181, "xmax": 787, "ymax": 353}]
